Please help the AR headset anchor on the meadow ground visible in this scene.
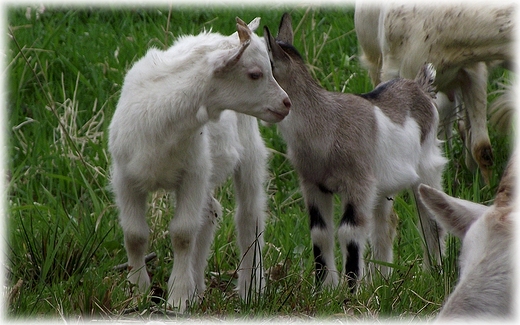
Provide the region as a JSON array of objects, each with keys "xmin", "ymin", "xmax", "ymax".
[{"xmin": 4, "ymin": 4, "xmax": 514, "ymax": 322}]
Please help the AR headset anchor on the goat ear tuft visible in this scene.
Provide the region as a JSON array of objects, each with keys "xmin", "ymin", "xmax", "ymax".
[
  {"xmin": 277, "ymin": 12, "xmax": 294, "ymax": 44},
  {"xmin": 247, "ymin": 17, "xmax": 261, "ymax": 32}
]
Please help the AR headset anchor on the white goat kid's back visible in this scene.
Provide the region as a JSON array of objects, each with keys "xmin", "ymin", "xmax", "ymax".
[
  {"xmin": 264, "ymin": 13, "xmax": 446, "ymax": 291},
  {"xmin": 108, "ymin": 17, "xmax": 290, "ymax": 312},
  {"xmin": 418, "ymin": 154, "xmax": 516, "ymax": 320},
  {"xmin": 355, "ymin": 2, "xmax": 515, "ymax": 184}
]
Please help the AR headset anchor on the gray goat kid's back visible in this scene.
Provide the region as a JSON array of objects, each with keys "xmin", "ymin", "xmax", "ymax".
[{"xmin": 264, "ymin": 12, "xmax": 446, "ymax": 290}]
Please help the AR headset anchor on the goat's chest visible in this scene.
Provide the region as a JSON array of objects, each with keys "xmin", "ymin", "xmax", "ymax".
[{"xmin": 206, "ymin": 112, "xmax": 243, "ymax": 186}]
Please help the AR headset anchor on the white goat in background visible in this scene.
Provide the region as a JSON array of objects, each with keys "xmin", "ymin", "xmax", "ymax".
[
  {"xmin": 108, "ymin": 17, "xmax": 291, "ymax": 311},
  {"xmin": 264, "ymin": 13, "xmax": 446, "ymax": 290},
  {"xmin": 355, "ymin": 2, "xmax": 515, "ymax": 184},
  {"xmin": 418, "ymin": 152, "xmax": 516, "ymax": 320}
]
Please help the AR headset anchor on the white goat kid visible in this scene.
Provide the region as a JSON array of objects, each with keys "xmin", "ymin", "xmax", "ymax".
[
  {"xmin": 418, "ymin": 153, "xmax": 516, "ymax": 320},
  {"xmin": 108, "ymin": 17, "xmax": 291, "ymax": 311},
  {"xmin": 264, "ymin": 13, "xmax": 446, "ymax": 290},
  {"xmin": 355, "ymin": 2, "xmax": 515, "ymax": 184}
]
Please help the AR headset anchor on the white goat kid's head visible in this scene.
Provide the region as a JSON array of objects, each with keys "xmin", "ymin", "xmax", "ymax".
[{"xmin": 210, "ymin": 17, "xmax": 291, "ymax": 123}]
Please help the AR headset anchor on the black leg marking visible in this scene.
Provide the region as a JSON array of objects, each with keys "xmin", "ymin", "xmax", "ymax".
[
  {"xmin": 309, "ymin": 205, "xmax": 326, "ymax": 229},
  {"xmin": 340, "ymin": 203, "xmax": 356, "ymax": 226},
  {"xmin": 317, "ymin": 183, "xmax": 333, "ymax": 194},
  {"xmin": 345, "ymin": 241, "xmax": 359, "ymax": 292},
  {"xmin": 313, "ymin": 244, "xmax": 327, "ymax": 285}
]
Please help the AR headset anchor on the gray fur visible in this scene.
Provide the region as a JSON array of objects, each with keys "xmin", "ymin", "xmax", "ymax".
[{"xmin": 264, "ymin": 13, "xmax": 447, "ymax": 288}]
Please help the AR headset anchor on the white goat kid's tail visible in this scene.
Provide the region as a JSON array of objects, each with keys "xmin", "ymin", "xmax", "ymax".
[{"xmin": 415, "ymin": 63, "xmax": 437, "ymax": 99}]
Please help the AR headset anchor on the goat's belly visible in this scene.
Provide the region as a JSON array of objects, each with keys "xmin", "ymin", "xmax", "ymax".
[{"xmin": 374, "ymin": 109, "xmax": 421, "ymax": 194}]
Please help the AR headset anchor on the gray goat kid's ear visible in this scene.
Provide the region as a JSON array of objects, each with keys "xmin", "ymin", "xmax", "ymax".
[
  {"xmin": 277, "ymin": 12, "xmax": 293, "ymax": 44},
  {"xmin": 263, "ymin": 26, "xmax": 285, "ymax": 61}
]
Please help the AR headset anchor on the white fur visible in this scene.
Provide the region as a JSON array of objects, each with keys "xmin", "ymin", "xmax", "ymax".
[
  {"xmin": 355, "ymin": 2, "xmax": 515, "ymax": 183},
  {"xmin": 108, "ymin": 17, "xmax": 290, "ymax": 312},
  {"xmin": 418, "ymin": 153, "xmax": 516, "ymax": 320}
]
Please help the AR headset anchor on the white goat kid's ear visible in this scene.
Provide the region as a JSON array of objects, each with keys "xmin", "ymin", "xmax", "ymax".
[
  {"xmin": 418, "ymin": 184, "xmax": 488, "ymax": 239},
  {"xmin": 214, "ymin": 18, "xmax": 252, "ymax": 74},
  {"xmin": 247, "ymin": 17, "xmax": 261, "ymax": 32},
  {"xmin": 277, "ymin": 12, "xmax": 294, "ymax": 44}
]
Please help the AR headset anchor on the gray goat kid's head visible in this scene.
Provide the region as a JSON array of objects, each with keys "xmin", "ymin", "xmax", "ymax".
[{"xmin": 263, "ymin": 13, "xmax": 309, "ymax": 89}]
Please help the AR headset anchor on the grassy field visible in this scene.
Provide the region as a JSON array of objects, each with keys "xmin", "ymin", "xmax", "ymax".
[{"xmin": 4, "ymin": 3, "xmax": 514, "ymax": 322}]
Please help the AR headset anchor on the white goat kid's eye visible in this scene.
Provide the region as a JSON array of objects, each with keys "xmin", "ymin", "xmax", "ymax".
[{"xmin": 248, "ymin": 71, "xmax": 263, "ymax": 80}]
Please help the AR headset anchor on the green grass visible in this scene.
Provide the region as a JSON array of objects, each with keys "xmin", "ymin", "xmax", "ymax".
[{"xmin": 4, "ymin": 4, "xmax": 514, "ymax": 322}]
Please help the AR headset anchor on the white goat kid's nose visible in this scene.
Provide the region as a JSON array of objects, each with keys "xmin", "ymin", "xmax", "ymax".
[{"xmin": 283, "ymin": 97, "xmax": 292, "ymax": 109}]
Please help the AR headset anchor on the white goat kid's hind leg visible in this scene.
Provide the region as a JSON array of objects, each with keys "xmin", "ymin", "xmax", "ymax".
[
  {"xmin": 113, "ymin": 171, "xmax": 151, "ymax": 293},
  {"xmin": 191, "ymin": 196, "xmax": 222, "ymax": 295},
  {"xmin": 369, "ymin": 196, "xmax": 397, "ymax": 280},
  {"xmin": 233, "ymin": 138, "xmax": 268, "ymax": 299},
  {"xmin": 337, "ymin": 190, "xmax": 374, "ymax": 291},
  {"xmin": 302, "ymin": 182, "xmax": 338, "ymax": 288}
]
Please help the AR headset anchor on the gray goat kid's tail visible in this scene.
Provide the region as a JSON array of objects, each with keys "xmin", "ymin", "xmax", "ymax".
[{"xmin": 415, "ymin": 63, "xmax": 437, "ymax": 98}]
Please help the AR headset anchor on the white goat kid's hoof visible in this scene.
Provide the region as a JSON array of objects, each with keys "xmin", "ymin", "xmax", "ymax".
[
  {"xmin": 127, "ymin": 266, "xmax": 151, "ymax": 293},
  {"xmin": 167, "ymin": 276, "xmax": 198, "ymax": 313}
]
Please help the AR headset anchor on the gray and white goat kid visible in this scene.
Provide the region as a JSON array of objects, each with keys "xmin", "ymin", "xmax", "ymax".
[
  {"xmin": 264, "ymin": 13, "xmax": 446, "ymax": 290},
  {"xmin": 109, "ymin": 17, "xmax": 291, "ymax": 312},
  {"xmin": 418, "ymin": 153, "xmax": 516, "ymax": 320}
]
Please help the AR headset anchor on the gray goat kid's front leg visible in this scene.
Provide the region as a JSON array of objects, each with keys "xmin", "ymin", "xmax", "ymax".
[
  {"xmin": 337, "ymin": 186, "xmax": 375, "ymax": 291},
  {"xmin": 302, "ymin": 182, "xmax": 338, "ymax": 287}
]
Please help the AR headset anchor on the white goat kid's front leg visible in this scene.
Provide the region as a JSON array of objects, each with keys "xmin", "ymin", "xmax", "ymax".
[
  {"xmin": 233, "ymin": 144, "xmax": 267, "ymax": 299},
  {"xmin": 168, "ymin": 159, "xmax": 211, "ymax": 311},
  {"xmin": 191, "ymin": 196, "xmax": 221, "ymax": 295},
  {"xmin": 369, "ymin": 196, "xmax": 397, "ymax": 280},
  {"xmin": 302, "ymin": 182, "xmax": 338, "ymax": 288}
]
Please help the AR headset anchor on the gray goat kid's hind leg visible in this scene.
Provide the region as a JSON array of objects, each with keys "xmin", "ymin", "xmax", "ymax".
[
  {"xmin": 191, "ymin": 196, "xmax": 222, "ymax": 295},
  {"xmin": 369, "ymin": 196, "xmax": 397, "ymax": 280},
  {"xmin": 113, "ymin": 171, "xmax": 151, "ymax": 292},
  {"xmin": 302, "ymin": 182, "xmax": 338, "ymax": 287}
]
